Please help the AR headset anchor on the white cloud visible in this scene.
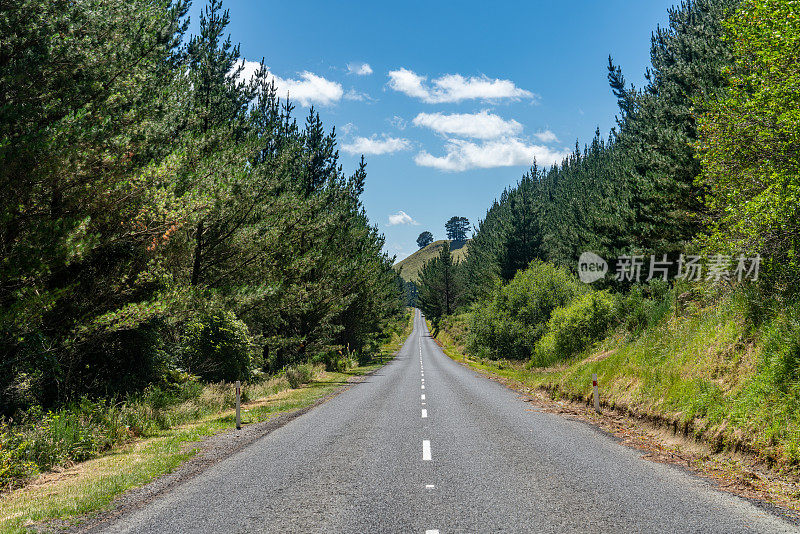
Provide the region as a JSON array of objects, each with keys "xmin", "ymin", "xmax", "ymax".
[
  {"xmin": 342, "ymin": 122, "xmax": 357, "ymax": 136},
  {"xmin": 387, "ymin": 68, "xmax": 535, "ymax": 104},
  {"xmin": 235, "ymin": 59, "xmax": 262, "ymax": 83},
  {"xmin": 347, "ymin": 62, "xmax": 373, "ymax": 76},
  {"xmin": 533, "ymin": 130, "xmax": 559, "ymax": 143},
  {"xmin": 342, "ymin": 135, "xmax": 411, "ymax": 155},
  {"xmin": 412, "ymin": 111, "xmax": 523, "ymax": 139},
  {"xmin": 388, "ymin": 211, "xmax": 419, "ymax": 226},
  {"xmin": 414, "ymin": 138, "xmax": 569, "ymax": 172},
  {"xmin": 344, "ymin": 88, "xmax": 375, "ymax": 102},
  {"xmin": 386, "ymin": 68, "xmax": 429, "ymax": 100},
  {"xmin": 233, "ymin": 59, "xmax": 343, "ymax": 106},
  {"xmin": 389, "ymin": 115, "xmax": 407, "ymax": 130}
]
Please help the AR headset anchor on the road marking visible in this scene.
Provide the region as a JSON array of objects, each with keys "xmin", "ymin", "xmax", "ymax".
[
  {"xmin": 421, "ymin": 385, "xmax": 425, "ymax": 390},
  {"xmin": 421, "ymin": 409, "xmax": 427, "ymax": 418},
  {"xmin": 421, "ymin": 394, "xmax": 425, "ymax": 400},
  {"xmin": 425, "ymin": 484, "xmax": 435, "ymax": 489},
  {"xmin": 425, "ymin": 530, "xmax": 440, "ymax": 534},
  {"xmin": 423, "ymin": 440, "xmax": 431, "ymax": 461},
  {"xmin": 421, "ymin": 402, "xmax": 426, "ymax": 406}
]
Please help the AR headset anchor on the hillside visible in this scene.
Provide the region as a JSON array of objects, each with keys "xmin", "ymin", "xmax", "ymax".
[{"xmin": 393, "ymin": 239, "xmax": 469, "ymax": 283}]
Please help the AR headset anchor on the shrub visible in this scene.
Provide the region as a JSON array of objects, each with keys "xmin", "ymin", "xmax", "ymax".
[
  {"xmin": 761, "ymin": 305, "xmax": 800, "ymax": 392},
  {"xmin": 617, "ymin": 279, "xmax": 673, "ymax": 334},
  {"xmin": 285, "ymin": 364, "xmax": 314, "ymax": 389},
  {"xmin": 468, "ymin": 261, "xmax": 586, "ymax": 360},
  {"xmin": 532, "ymin": 290, "xmax": 618, "ymax": 367},
  {"xmin": 180, "ymin": 310, "xmax": 252, "ymax": 382}
]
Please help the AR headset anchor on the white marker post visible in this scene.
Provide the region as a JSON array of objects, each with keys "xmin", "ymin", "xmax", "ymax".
[
  {"xmin": 592, "ymin": 373, "xmax": 600, "ymax": 413},
  {"xmin": 235, "ymin": 380, "xmax": 242, "ymax": 430}
]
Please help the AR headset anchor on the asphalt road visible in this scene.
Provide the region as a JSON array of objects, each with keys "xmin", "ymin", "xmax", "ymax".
[{"xmin": 97, "ymin": 309, "xmax": 798, "ymax": 533}]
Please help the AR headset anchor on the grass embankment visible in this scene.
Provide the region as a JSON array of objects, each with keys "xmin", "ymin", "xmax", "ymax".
[
  {"xmin": 433, "ymin": 298, "xmax": 800, "ymax": 471},
  {"xmin": 393, "ymin": 239, "xmax": 469, "ymax": 283},
  {"xmin": 0, "ymin": 310, "xmax": 414, "ymax": 533}
]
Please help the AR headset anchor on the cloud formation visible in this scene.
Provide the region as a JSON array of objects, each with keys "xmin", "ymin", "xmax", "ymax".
[
  {"xmin": 234, "ymin": 60, "xmax": 343, "ymax": 106},
  {"xmin": 347, "ymin": 62, "xmax": 373, "ymax": 76},
  {"xmin": 344, "ymin": 88, "xmax": 374, "ymax": 102},
  {"xmin": 387, "ymin": 68, "xmax": 535, "ymax": 103},
  {"xmin": 412, "ymin": 111, "xmax": 523, "ymax": 139},
  {"xmin": 414, "ymin": 138, "xmax": 568, "ymax": 172},
  {"xmin": 342, "ymin": 135, "xmax": 411, "ymax": 155},
  {"xmin": 387, "ymin": 211, "xmax": 419, "ymax": 226},
  {"xmin": 533, "ymin": 130, "xmax": 559, "ymax": 143}
]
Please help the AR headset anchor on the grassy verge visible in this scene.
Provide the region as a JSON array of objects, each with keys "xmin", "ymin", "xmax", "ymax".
[
  {"xmin": 432, "ymin": 300, "xmax": 800, "ymax": 472},
  {"xmin": 0, "ymin": 310, "xmax": 413, "ymax": 533}
]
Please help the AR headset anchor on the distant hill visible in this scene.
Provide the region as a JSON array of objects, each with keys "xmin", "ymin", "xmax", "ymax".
[{"xmin": 393, "ymin": 239, "xmax": 470, "ymax": 284}]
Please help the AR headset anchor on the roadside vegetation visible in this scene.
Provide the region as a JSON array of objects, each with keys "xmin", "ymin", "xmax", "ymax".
[
  {"xmin": 0, "ymin": 310, "xmax": 412, "ymax": 533},
  {"xmin": 0, "ymin": 309, "xmax": 412, "ymax": 493},
  {"xmin": 0, "ymin": 0, "xmax": 407, "ymax": 498},
  {"xmin": 419, "ymin": 0, "xmax": 800, "ymax": 471}
]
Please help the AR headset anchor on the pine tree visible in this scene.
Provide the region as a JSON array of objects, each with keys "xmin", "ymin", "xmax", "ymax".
[
  {"xmin": 417, "ymin": 232, "xmax": 434, "ymax": 248},
  {"xmin": 417, "ymin": 241, "xmax": 461, "ymax": 327},
  {"xmin": 445, "ymin": 216, "xmax": 470, "ymax": 242}
]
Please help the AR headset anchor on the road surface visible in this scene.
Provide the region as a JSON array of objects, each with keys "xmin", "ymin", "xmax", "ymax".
[{"xmin": 97, "ymin": 309, "xmax": 797, "ymax": 533}]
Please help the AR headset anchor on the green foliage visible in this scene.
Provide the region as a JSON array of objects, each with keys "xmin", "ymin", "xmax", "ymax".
[
  {"xmin": 697, "ymin": 0, "xmax": 800, "ymax": 290},
  {"xmin": 417, "ymin": 241, "xmax": 463, "ymax": 325},
  {"xmin": 180, "ymin": 310, "xmax": 252, "ymax": 383},
  {"xmin": 760, "ymin": 305, "xmax": 800, "ymax": 393},
  {"xmin": 416, "ymin": 231, "xmax": 434, "ymax": 249},
  {"xmin": 532, "ymin": 291, "xmax": 618, "ymax": 367},
  {"xmin": 445, "ymin": 216, "xmax": 470, "ymax": 242},
  {"xmin": 462, "ymin": 0, "xmax": 739, "ymax": 304},
  {"xmin": 285, "ymin": 364, "xmax": 314, "ymax": 389},
  {"xmin": 0, "ymin": 0, "xmax": 403, "ymax": 415},
  {"xmin": 468, "ymin": 261, "xmax": 585, "ymax": 360},
  {"xmin": 617, "ymin": 280, "xmax": 674, "ymax": 334}
]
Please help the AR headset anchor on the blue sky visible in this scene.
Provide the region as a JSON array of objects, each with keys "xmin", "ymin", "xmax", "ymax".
[{"xmin": 189, "ymin": 1, "xmax": 676, "ymax": 261}]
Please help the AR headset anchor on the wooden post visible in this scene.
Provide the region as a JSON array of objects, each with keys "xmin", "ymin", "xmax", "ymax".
[
  {"xmin": 235, "ymin": 380, "xmax": 241, "ymax": 430},
  {"xmin": 592, "ymin": 373, "xmax": 600, "ymax": 413}
]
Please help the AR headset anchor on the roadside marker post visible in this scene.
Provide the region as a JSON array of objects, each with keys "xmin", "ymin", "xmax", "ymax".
[
  {"xmin": 235, "ymin": 380, "xmax": 242, "ymax": 430},
  {"xmin": 592, "ymin": 373, "xmax": 600, "ymax": 413}
]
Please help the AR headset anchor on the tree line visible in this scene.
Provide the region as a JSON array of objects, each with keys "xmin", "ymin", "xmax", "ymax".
[
  {"xmin": 419, "ymin": 0, "xmax": 800, "ymax": 333},
  {"xmin": 0, "ymin": 0, "xmax": 403, "ymax": 415}
]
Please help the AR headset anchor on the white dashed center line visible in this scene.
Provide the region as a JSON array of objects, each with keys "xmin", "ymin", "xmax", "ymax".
[
  {"xmin": 425, "ymin": 530, "xmax": 440, "ymax": 534},
  {"xmin": 421, "ymin": 409, "xmax": 428, "ymax": 418},
  {"xmin": 422, "ymin": 440, "xmax": 431, "ymax": 461},
  {"xmin": 421, "ymin": 394, "xmax": 425, "ymax": 400}
]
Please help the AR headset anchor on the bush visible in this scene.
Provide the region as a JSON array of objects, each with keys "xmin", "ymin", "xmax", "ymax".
[
  {"xmin": 761, "ymin": 305, "xmax": 800, "ymax": 392},
  {"xmin": 468, "ymin": 261, "xmax": 586, "ymax": 360},
  {"xmin": 180, "ymin": 310, "xmax": 252, "ymax": 383},
  {"xmin": 617, "ymin": 279, "xmax": 673, "ymax": 334},
  {"xmin": 285, "ymin": 364, "xmax": 314, "ymax": 389},
  {"xmin": 532, "ymin": 290, "xmax": 618, "ymax": 367}
]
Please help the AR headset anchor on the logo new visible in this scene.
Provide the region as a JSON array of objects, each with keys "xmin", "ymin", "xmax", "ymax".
[{"xmin": 578, "ymin": 252, "xmax": 608, "ymax": 283}]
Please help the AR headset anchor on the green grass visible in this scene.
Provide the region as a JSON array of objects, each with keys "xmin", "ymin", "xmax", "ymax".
[
  {"xmin": 0, "ymin": 311, "xmax": 413, "ymax": 533},
  {"xmin": 435, "ymin": 298, "xmax": 800, "ymax": 471},
  {"xmin": 393, "ymin": 239, "xmax": 469, "ymax": 283}
]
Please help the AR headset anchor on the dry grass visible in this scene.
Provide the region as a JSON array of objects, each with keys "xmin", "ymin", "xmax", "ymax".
[{"xmin": 393, "ymin": 240, "xmax": 469, "ymax": 283}]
